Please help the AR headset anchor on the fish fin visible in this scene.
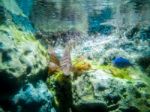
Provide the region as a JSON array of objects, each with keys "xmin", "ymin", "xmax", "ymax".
[
  {"xmin": 48, "ymin": 46, "xmax": 60, "ymax": 66},
  {"xmin": 60, "ymin": 44, "xmax": 72, "ymax": 76}
]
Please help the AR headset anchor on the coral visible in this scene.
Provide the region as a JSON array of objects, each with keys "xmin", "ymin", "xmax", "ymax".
[{"xmin": 72, "ymin": 57, "xmax": 91, "ymax": 76}]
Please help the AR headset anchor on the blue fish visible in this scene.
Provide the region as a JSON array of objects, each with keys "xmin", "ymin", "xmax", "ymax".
[{"xmin": 112, "ymin": 57, "xmax": 132, "ymax": 68}]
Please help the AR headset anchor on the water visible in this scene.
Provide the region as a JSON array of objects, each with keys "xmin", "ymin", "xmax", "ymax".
[{"xmin": 0, "ymin": 0, "xmax": 150, "ymax": 112}]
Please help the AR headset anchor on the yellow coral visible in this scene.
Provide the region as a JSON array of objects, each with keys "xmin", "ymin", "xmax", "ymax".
[{"xmin": 72, "ymin": 57, "xmax": 91, "ymax": 76}]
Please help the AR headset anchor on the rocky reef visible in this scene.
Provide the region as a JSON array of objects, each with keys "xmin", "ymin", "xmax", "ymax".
[
  {"xmin": 0, "ymin": 24, "xmax": 48, "ymax": 96},
  {"xmin": 0, "ymin": 1, "xmax": 55, "ymax": 111},
  {"xmin": 0, "ymin": 0, "xmax": 150, "ymax": 112},
  {"xmin": 72, "ymin": 70, "xmax": 150, "ymax": 112},
  {"xmin": 12, "ymin": 80, "xmax": 55, "ymax": 112}
]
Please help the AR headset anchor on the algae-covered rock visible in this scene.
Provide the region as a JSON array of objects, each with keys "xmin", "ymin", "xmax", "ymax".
[
  {"xmin": 0, "ymin": 6, "xmax": 6, "ymax": 25},
  {"xmin": 72, "ymin": 70, "xmax": 150, "ymax": 112},
  {"xmin": 137, "ymin": 56, "xmax": 150, "ymax": 76},
  {"xmin": 46, "ymin": 72, "xmax": 73, "ymax": 112},
  {"xmin": 0, "ymin": 24, "xmax": 48, "ymax": 96},
  {"xmin": 12, "ymin": 80, "xmax": 56, "ymax": 112}
]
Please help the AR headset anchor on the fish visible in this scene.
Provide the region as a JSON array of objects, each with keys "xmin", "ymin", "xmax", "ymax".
[
  {"xmin": 48, "ymin": 46, "xmax": 60, "ymax": 66},
  {"xmin": 112, "ymin": 57, "xmax": 132, "ymax": 68},
  {"xmin": 60, "ymin": 45, "xmax": 72, "ymax": 76},
  {"xmin": 48, "ymin": 42, "xmax": 73, "ymax": 76},
  {"xmin": 48, "ymin": 62, "xmax": 60, "ymax": 74}
]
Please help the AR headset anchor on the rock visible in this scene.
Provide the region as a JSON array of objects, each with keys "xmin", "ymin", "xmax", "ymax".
[
  {"xmin": 0, "ymin": 107, "xmax": 4, "ymax": 112},
  {"xmin": 0, "ymin": 24, "xmax": 48, "ymax": 97},
  {"xmin": 134, "ymin": 81, "xmax": 147, "ymax": 88},
  {"xmin": 137, "ymin": 56, "xmax": 150, "ymax": 68},
  {"xmin": 72, "ymin": 70, "xmax": 150, "ymax": 112},
  {"xmin": 145, "ymin": 99, "xmax": 150, "ymax": 107},
  {"xmin": 73, "ymin": 102, "xmax": 108, "ymax": 112},
  {"xmin": 137, "ymin": 56, "xmax": 150, "ymax": 75},
  {"xmin": 146, "ymin": 65, "xmax": 150, "ymax": 76},
  {"xmin": 1, "ymin": 0, "xmax": 34, "ymax": 31},
  {"xmin": 119, "ymin": 106, "xmax": 140, "ymax": 112},
  {"xmin": 126, "ymin": 25, "xmax": 150, "ymax": 41},
  {"xmin": 47, "ymin": 73, "xmax": 73, "ymax": 112},
  {"xmin": 0, "ymin": 6, "xmax": 6, "ymax": 24},
  {"xmin": 72, "ymin": 28, "xmax": 150, "ymax": 66},
  {"xmin": 12, "ymin": 80, "xmax": 56, "ymax": 112}
]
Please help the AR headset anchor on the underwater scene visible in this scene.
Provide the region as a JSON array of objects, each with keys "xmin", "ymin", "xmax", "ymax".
[{"xmin": 0, "ymin": 0, "xmax": 150, "ymax": 112}]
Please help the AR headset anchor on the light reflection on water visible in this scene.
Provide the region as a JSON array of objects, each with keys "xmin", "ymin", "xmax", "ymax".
[{"xmin": 30, "ymin": 0, "xmax": 150, "ymax": 34}]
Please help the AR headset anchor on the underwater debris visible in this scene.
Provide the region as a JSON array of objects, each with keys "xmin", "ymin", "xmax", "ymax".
[{"xmin": 112, "ymin": 57, "xmax": 132, "ymax": 68}]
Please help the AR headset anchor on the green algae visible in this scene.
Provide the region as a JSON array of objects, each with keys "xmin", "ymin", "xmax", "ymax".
[{"xmin": 93, "ymin": 63, "xmax": 132, "ymax": 80}]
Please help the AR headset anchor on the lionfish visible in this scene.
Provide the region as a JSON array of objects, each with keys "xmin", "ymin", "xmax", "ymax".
[
  {"xmin": 60, "ymin": 45, "xmax": 72, "ymax": 76},
  {"xmin": 48, "ymin": 41, "xmax": 74, "ymax": 76}
]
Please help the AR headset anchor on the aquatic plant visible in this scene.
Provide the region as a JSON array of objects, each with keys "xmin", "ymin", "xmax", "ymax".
[
  {"xmin": 96, "ymin": 64, "xmax": 131, "ymax": 80},
  {"xmin": 109, "ymin": 66, "xmax": 131, "ymax": 80},
  {"xmin": 9, "ymin": 25, "xmax": 36, "ymax": 43}
]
